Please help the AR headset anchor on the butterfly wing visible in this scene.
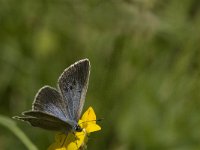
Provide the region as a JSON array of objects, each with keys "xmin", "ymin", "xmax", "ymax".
[
  {"xmin": 32, "ymin": 86, "xmax": 70, "ymax": 122},
  {"xmin": 13, "ymin": 111, "xmax": 72, "ymax": 132},
  {"xmin": 58, "ymin": 59, "xmax": 90, "ymax": 122}
]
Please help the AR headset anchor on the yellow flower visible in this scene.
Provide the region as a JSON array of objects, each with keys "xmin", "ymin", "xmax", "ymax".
[{"xmin": 48, "ymin": 107, "xmax": 101, "ymax": 150}]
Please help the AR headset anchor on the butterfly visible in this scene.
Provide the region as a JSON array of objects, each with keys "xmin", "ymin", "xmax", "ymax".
[{"xmin": 13, "ymin": 59, "xmax": 90, "ymax": 134}]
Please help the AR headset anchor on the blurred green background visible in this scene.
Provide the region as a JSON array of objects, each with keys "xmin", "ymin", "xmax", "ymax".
[{"xmin": 1, "ymin": 0, "xmax": 200, "ymax": 149}]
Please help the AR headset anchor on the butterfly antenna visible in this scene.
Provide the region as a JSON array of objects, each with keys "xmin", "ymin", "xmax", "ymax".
[
  {"xmin": 96, "ymin": 118, "xmax": 104, "ymax": 122},
  {"xmin": 79, "ymin": 118, "xmax": 104, "ymax": 124}
]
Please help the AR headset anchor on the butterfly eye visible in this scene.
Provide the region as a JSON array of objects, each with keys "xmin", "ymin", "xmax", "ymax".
[{"xmin": 75, "ymin": 125, "xmax": 82, "ymax": 132}]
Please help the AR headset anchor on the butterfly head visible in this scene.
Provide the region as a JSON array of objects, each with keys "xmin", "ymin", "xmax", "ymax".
[{"xmin": 74, "ymin": 124, "xmax": 82, "ymax": 132}]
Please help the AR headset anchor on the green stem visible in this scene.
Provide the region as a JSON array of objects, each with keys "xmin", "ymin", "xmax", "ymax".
[{"xmin": 0, "ymin": 115, "xmax": 38, "ymax": 150}]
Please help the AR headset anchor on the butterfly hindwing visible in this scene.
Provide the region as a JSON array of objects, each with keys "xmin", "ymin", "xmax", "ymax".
[
  {"xmin": 13, "ymin": 115, "xmax": 71, "ymax": 132},
  {"xmin": 58, "ymin": 59, "xmax": 90, "ymax": 122},
  {"xmin": 32, "ymin": 86, "xmax": 69, "ymax": 122},
  {"xmin": 22, "ymin": 110, "xmax": 73, "ymax": 124}
]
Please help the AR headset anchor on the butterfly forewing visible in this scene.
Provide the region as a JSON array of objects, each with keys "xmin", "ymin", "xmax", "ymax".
[{"xmin": 58, "ymin": 59, "xmax": 90, "ymax": 122}]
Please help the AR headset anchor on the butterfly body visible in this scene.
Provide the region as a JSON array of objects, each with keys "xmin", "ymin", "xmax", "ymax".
[{"xmin": 13, "ymin": 59, "xmax": 90, "ymax": 134}]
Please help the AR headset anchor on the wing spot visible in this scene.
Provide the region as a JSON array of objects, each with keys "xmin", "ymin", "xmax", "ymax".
[
  {"xmin": 64, "ymin": 86, "xmax": 68, "ymax": 92},
  {"xmin": 73, "ymin": 80, "xmax": 76, "ymax": 85}
]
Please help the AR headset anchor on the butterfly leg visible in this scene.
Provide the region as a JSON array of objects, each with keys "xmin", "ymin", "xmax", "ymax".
[
  {"xmin": 58, "ymin": 131, "xmax": 69, "ymax": 147},
  {"xmin": 61, "ymin": 135, "xmax": 67, "ymax": 147},
  {"xmin": 71, "ymin": 132, "xmax": 79, "ymax": 148}
]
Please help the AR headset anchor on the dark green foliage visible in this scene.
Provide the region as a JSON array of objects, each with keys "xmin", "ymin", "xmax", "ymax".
[{"xmin": 1, "ymin": 0, "xmax": 200, "ymax": 149}]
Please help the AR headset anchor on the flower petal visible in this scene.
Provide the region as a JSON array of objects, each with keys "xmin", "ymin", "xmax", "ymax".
[
  {"xmin": 81, "ymin": 107, "xmax": 97, "ymax": 122},
  {"xmin": 80, "ymin": 107, "xmax": 101, "ymax": 133},
  {"xmin": 48, "ymin": 107, "xmax": 101, "ymax": 150},
  {"xmin": 48, "ymin": 132, "xmax": 85, "ymax": 150},
  {"xmin": 85, "ymin": 124, "xmax": 101, "ymax": 133},
  {"xmin": 65, "ymin": 132, "xmax": 85, "ymax": 150}
]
